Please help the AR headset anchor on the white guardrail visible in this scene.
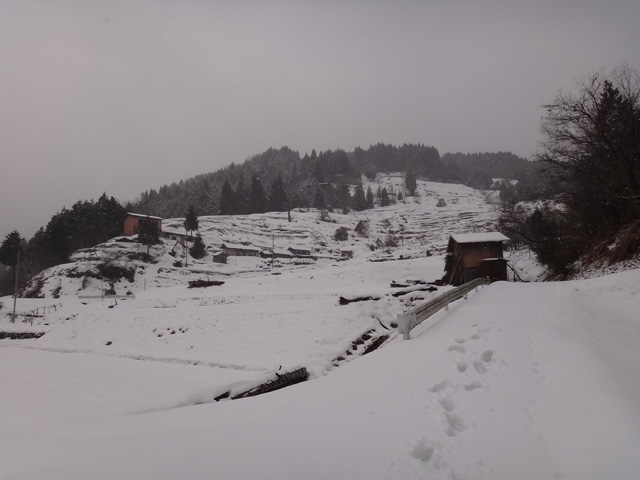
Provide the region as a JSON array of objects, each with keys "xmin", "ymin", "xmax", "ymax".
[{"xmin": 397, "ymin": 278, "xmax": 490, "ymax": 340}]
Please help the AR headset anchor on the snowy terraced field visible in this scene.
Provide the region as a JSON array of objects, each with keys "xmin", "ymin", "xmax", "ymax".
[{"xmin": 2, "ymin": 178, "xmax": 637, "ymax": 479}]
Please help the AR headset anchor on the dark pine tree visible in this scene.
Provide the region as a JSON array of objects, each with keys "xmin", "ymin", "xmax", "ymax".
[
  {"xmin": 351, "ymin": 184, "xmax": 368, "ymax": 211},
  {"xmin": 248, "ymin": 173, "xmax": 268, "ymax": 214},
  {"xmin": 313, "ymin": 189, "xmax": 326, "ymax": 209},
  {"xmin": 405, "ymin": 168, "xmax": 417, "ymax": 196},
  {"xmin": 234, "ymin": 175, "xmax": 248, "ymax": 214},
  {"xmin": 137, "ymin": 217, "xmax": 160, "ymax": 254},
  {"xmin": 189, "ymin": 234, "xmax": 207, "ymax": 259},
  {"xmin": 380, "ymin": 188, "xmax": 390, "ymax": 207},
  {"xmin": 219, "ymin": 180, "xmax": 235, "ymax": 215},
  {"xmin": 336, "ymin": 184, "xmax": 351, "ymax": 213},
  {"xmin": 366, "ymin": 186, "xmax": 375, "ymax": 209},
  {"xmin": 0, "ymin": 230, "xmax": 24, "ymax": 284},
  {"xmin": 269, "ymin": 175, "xmax": 289, "ymax": 212},
  {"xmin": 183, "ymin": 205, "xmax": 199, "ymax": 235}
]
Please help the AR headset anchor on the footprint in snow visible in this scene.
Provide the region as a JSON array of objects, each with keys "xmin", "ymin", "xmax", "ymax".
[
  {"xmin": 481, "ymin": 350, "xmax": 494, "ymax": 362},
  {"xmin": 473, "ymin": 360, "xmax": 487, "ymax": 374},
  {"xmin": 464, "ymin": 381, "xmax": 483, "ymax": 391},
  {"xmin": 445, "ymin": 412, "xmax": 465, "ymax": 437},
  {"xmin": 410, "ymin": 438, "xmax": 435, "ymax": 463},
  {"xmin": 439, "ymin": 397, "xmax": 455, "ymax": 412},
  {"xmin": 430, "ymin": 380, "xmax": 449, "ymax": 393}
]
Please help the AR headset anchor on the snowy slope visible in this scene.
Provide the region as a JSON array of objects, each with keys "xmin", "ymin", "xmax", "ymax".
[
  {"xmin": 2, "ymin": 269, "xmax": 640, "ymax": 479},
  {"xmin": 1, "ymin": 179, "xmax": 511, "ymax": 381}
]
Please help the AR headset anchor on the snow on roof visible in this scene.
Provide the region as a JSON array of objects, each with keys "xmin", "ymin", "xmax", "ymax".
[
  {"xmin": 272, "ymin": 248, "xmax": 293, "ymax": 255},
  {"xmin": 162, "ymin": 229, "xmax": 194, "ymax": 236},
  {"xmin": 451, "ymin": 232, "xmax": 509, "ymax": 244},
  {"xmin": 126, "ymin": 212, "xmax": 163, "ymax": 220},
  {"xmin": 288, "ymin": 245, "xmax": 312, "ymax": 251},
  {"xmin": 221, "ymin": 242, "xmax": 261, "ymax": 251}
]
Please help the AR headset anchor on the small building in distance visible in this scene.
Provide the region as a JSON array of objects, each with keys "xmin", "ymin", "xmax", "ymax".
[
  {"xmin": 162, "ymin": 230, "xmax": 195, "ymax": 246},
  {"xmin": 221, "ymin": 242, "xmax": 261, "ymax": 257},
  {"xmin": 443, "ymin": 232, "xmax": 509, "ymax": 286},
  {"xmin": 211, "ymin": 250, "xmax": 227, "ymax": 264},
  {"xmin": 288, "ymin": 245, "xmax": 312, "ymax": 257},
  {"xmin": 123, "ymin": 213, "xmax": 162, "ymax": 237},
  {"xmin": 340, "ymin": 249, "xmax": 354, "ymax": 259},
  {"xmin": 260, "ymin": 248, "xmax": 294, "ymax": 260}
]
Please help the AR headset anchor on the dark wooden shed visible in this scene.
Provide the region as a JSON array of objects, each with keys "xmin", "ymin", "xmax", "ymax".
[{"xmin": 443, "ymin": 232, "xmax": 509, "ymax": 286}]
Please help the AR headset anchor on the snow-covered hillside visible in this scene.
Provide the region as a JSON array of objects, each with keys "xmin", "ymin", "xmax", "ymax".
[
  {"xmin": 3, "ymin": 178, "xmax": 638, "ymax": 479},
  {"xmin": 2, "ymin": 180, "xmax": 524, "ymax": 375}
]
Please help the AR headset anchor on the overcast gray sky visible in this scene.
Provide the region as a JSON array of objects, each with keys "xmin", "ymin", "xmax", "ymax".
[{"xmin": 1, "ymin": 0, "xmax": 639, "ymax": 242}]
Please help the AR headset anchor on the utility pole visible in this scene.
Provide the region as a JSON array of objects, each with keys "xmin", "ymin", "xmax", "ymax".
[
  {"xmin": 11, "ymin": 250, "xmax": 20, "ymax": 323},
  {"xmin": 184, "ymin": 228, "xmax": 189, "ymax": 267}
]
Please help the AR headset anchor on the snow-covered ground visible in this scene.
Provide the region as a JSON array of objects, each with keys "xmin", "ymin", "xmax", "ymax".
[{"xmin": 2, "ymin": 178, "xmax": 638, "ymax": 479}]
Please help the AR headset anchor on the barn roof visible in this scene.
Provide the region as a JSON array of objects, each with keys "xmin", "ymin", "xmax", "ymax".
[
  {"xmin": 288, "ymin": 245, "xmax": 312, "ymax": 252},
  {"xmin": 450, "ymin": 232, "xmax": 509, "ymax": 244},
  {"xmin": 126, "ymin": 212, "xmax": 163, "ymax": 221},
  {"xmin": 221, "ymin": 242, "xmax": 261, "ymax": 252}
]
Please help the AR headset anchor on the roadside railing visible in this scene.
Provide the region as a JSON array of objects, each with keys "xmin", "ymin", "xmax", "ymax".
[{"xmin": 397, "ymin": 278, "xmax": 490, "ymax": 340}]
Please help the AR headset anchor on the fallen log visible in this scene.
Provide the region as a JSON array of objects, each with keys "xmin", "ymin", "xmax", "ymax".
[
  {"xmin": 188, "ymin": 279, "xmax": 225, "ymax": 289},
  {"xmin": 232, "ymin": 367, "xmax": 309, "ymax": 400},
  {"xmin": 339, "ymin": 295, "xmax": 380, "ymax": 305},
  {"xmin": 0, "ymin": 331, "xmax": 45, "ymax": 340},
  {"xmin": 391, "ymin": 285, "xmax": 437, "ymax": 297}
]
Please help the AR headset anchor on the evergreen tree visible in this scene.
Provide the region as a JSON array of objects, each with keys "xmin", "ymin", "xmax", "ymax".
[
  {"xmin": 189, "ymin": 234, "xmax": 207, "ymax": 259},
  {"xmin": 137, "ymin": 217, "xmax": 160, "ymax": 254},
  {"xmin": 405, "ymin": 169, "xmax": 417, "ymax": 195},
  {"xmin": 380, "ymin": 188, "xmax": 390, "ymax": 207},
  {"xmin": 248, "ymin": 173, "xmax": 268, "ymax": 213},
  {"xmin": 26, "ymin": 227, "xmax": 49, "ymax": 273},
  {"xmin": 0, "ymin": 230, "xmax": 24, "ymax": 283},
  {"xmin": 96, "ymin": 193, "xmax": 127, "ymax": 241},
  {"xmin": 234, "ymin": 175, "xmax": 248, "ymax": 214},
  {"xmin": 183, "ymin": 205, "xmax": 199, "ymax": 234},
  {"xmin": 366, "ymin": 186, "xmax": 375, "ymax": 209},
  {"xmin": 351, "ymin": 184, "xmax": 368, "ymax": 211},
  {"xmin": 312, "ymin": 160, "xmax": 325, "ymax": 183},
  {"xmin": 219, "ymin": 179, "xmax": 235, "ymax": 215},
  {"xmin": 336, "ymin": 184, "xmax": 351, "ymax": 213},
  {"xmin": 314, "ymin": 189, "xmax": 326, "ymax": 209},
  {"xmin": 44, "ymin": 209, "xmax": 74, "ymax": 265},
  {"xmin": 269, "ymin": 175, "xmax": 289, "ymax": 212}
]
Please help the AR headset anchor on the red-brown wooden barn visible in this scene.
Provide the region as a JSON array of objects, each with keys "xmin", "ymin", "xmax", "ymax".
[
  {"xmin": 443, "ymin": 232, "xmax": 509, "ymax": 286},
  {"xmin": 123, "ymin": 213, "xmax": 163, "ymax": 237}
]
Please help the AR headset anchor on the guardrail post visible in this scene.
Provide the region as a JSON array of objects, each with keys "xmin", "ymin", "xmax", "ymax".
[{"xmin": 398, "ymin": 312, "xmax": 410, "ymax": 340}]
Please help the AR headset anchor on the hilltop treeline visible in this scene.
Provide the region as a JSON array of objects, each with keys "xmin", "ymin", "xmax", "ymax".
[{"xmin": 132, "ymin": 144, "xmax": 538, "ymax": 218}]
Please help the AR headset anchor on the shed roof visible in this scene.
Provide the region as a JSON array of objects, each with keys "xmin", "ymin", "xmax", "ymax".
[
  {"xmin": 221, "ymin": 242, "xmax": 261, "ymax": 252},
  {"xmin": 288, "ymin": 245, "xmax": 312, "ymax": 252},
  {"xmin": 450, "ymin": 232, "xmax": 509, "ymax": 244},
  {"xmin": 126, "ymin": 212, "xmax": 162, "ymax": 221}
]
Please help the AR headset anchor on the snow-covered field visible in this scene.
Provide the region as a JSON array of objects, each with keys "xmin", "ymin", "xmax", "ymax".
[{"xmin": 2, "ymin": 178, "xmax": 639, "ymax": 479}]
